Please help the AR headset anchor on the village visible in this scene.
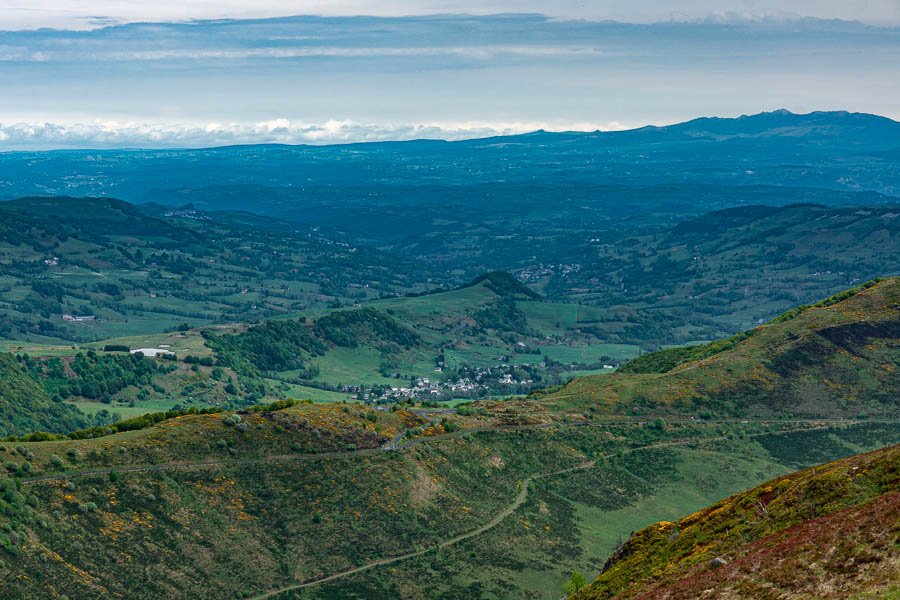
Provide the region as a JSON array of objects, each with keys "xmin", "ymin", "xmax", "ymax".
[{"xmin": 341, "ymin": 363, "xmax": 540, "ymax": 404}]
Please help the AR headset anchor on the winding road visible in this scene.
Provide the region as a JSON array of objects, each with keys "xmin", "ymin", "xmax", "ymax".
[
  {"xmin": 247, "ymin": 459, "xmax": 597, "ymax": 599},
  {"xmin": 244, "ymin": 423, "xmax": 844, "ymax": 599},
  {"xmin": 15, "ymin": 412, "xmax": 878, "ymax": 599}
]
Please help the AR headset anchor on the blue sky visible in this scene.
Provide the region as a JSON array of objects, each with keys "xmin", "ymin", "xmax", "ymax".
[{"xmin": 0, "ymin": 3, "xmax": 899, "ymax": 149}]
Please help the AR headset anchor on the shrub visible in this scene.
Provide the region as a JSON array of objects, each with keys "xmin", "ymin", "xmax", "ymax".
[
  {"xmin": 49, "ymin": 454, "xmax": 64, "ymax": 469},
  {"xmin": 223, "ymin": 414, "xmax": 242, "ymax": 427}
]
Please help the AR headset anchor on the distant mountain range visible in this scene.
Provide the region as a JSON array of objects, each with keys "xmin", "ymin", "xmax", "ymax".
[{"xmin": 1, "ymin": 110, "xmax": 899, "ymax": 200}]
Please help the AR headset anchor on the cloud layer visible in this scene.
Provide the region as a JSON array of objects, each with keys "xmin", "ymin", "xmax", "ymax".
[
  {"xmin": 2, "ymin": 1, "xmax": 900, "ymax": 30},
  {"xmin": 0, "ymin": 14, "xmax": 897, "ymax": 150},
  {"xmin": 0, "ymin": 118, "xmax": 628, "ymax": 150}
]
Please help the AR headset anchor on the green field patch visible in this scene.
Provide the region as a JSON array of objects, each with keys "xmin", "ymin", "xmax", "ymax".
[
  {"xmin": 270, "ymin": 381, "xmax": 354, "ymax": 404},
  {"xmin": 540, "ymin": 344, "xmax": 639, "ymax": 365}
]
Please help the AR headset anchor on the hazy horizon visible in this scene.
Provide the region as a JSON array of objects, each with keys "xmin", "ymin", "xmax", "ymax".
[{"xmin": 1, "ymin": 7, "xmax": 898, "ymax": 150}]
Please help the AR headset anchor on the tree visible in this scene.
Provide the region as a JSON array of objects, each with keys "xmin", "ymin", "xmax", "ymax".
[{"xmin": 562, "ymin": 569, "xmax": 586, "ymax": 596}]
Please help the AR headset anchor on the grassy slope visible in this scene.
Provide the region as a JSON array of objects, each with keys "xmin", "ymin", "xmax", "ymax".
[
  {"xmin": 0, "ymin": 354, "xmax": 91, "ymax": 436},
  {"xmin": 0, "ymin": 197, "xmax": 436, "ymax": 343},
  {"xmin": 1, "ymin": 280, "xmax": 899, "ymax": 598},
  {"xmin": 561, "ymin": 204, "xmax": 900, "ymax": 335},
  {"xmin": 539, "ymin": 277, "xmax": 900, "ymax": 419},
  {"xmin": 2, "ymin": 404, "xmax": 900, "ymax": 599},
  {"xmin": 575, "ymin": 441, "xmax": 900, "ymax": 600}
]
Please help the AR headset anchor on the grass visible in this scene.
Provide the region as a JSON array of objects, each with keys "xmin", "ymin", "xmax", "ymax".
[
  {"xmin": 578, "ymin": 431, "xmax": 900, "ymax": 599},
  {"xmin": 540, "ymin": 344, "xmax": 639, "ymax": 365},
  {"xmin": 272, "ymin": 382, "xmax": 354, "ymax": 404},
  {"xmin": 305, "ymin": 346, "xmax": 401, "ymax": 387},
  {"xmin": 1, "ymin": 389, "xmax": 899, "ymax": 600},
  {"xmin": 566, "ymin": 446, "xmax": 789, "ymax": 572},
  {"xmin": 67, "ymin": 399, "xmax": 189, "ymax": 419}
]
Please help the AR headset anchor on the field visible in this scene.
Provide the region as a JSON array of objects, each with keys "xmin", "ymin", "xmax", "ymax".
[
  {"xmin": 0, "ymin": 197, "xmax": 440, "ymax": 346},
  {"xmin": 1, "ymin": 279, "xmax": 899, "ymax": 598}
]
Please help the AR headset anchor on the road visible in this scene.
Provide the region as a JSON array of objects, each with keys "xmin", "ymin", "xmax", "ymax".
[
  {"xmin": 246, "ymin": 427, "xmax": 801, "ymax": 599},
  {"xmin": 15, "ymin": 413, "xmax": 880, "ymax": 598},
  {"xmin": 21, "ymin": 415, "xmax": 864, "ymax": 486}
]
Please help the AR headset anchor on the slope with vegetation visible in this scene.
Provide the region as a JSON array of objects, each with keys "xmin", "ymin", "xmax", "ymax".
[
  {"xmin": 0, "ymin": 196, "xmax": 439, "ymax": 343},
  {"xmin": 539, "ymin": 277, "xmax": 900, "ymax": 420},
  {"xmin": 0, "ymin": 354, "xmax": 92, "ymax": 437},
  {"xmin": 574, "ymin": 441, "xmax": 900, "ymax": 599},
  {"xmin": 550, "ymin": 203, "xmax": 900, "ymax": 337},
  {"xmin": 0, "ymin": 280, "xmax": 899, "ymax": 597},
  {"xmin": 1, "ymin": 398, "xmax": 898, "ymax": 599}
]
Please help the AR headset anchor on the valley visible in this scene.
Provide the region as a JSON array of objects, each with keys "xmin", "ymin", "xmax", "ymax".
[
  {"xmin": 1, "ymin": 277, "xmax": 898, "ymax": 598},
  {"xmin": 1, "ymin": 110, "xmax": 899, "ymax": 599}
]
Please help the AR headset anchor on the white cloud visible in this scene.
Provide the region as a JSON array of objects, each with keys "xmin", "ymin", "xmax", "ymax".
[
  {"xmin": 0, "ymin": 45, "xmax": 604, "ymax": 62},
  {"xmin": 1, "ymin": 1, "xmax": 899, "ymax": 30},
  {"xmin": 0, "ymin": 118, "xmax": 631, "ymax": 149}
]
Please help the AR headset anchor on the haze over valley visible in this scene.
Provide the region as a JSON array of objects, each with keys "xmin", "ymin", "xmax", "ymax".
[{"xmin": 1, "ymin": 3, "xmax": 899, "ymax": 599}]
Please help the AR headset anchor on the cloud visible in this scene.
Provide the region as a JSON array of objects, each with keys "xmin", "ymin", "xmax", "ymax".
[
  {"xmin": 0, "ymin": 45, "xmax": 605, "ymax": 62},
  {"xmin": 1, "ymin": 1, "xmax": 899, "ymax": 30},
  {"xmin": 0, "ymin": 118, "xmax": 629, "ymax": 149}
]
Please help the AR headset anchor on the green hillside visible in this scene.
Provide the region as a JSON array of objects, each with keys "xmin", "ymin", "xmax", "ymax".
[
  {"xmin": 539, "ymin": 277, "xmax": 900, "ymax": 419},
  {"xmin": 0, "ymin": 196, "xmax": 438, "ymax": 343},
  {"xmin": 553, "ymin": 203, "xmax": 900, "ymax": 337},
  {"xmin": 0, "ymin": 282, "xmax": 899, "ymax": 598},
  {"xmin": 573, "ymin": 442, "xmax": 900, "ymax": 599},
  {"xmin": 0, "ymin": 354, "xmax": 92, "ymax": 437}
]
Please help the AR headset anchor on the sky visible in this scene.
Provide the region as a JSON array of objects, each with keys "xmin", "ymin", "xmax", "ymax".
[
  {"xmin": 0, "ymin": 2, "xmax": 899, "ymax": 149},
  {"xmin": 3, "ymin": 1, "xmax": 900, "ymax": 29}
]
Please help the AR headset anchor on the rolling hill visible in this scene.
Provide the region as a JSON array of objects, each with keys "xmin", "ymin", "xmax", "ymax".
[
  {"xmin": 0, "ymin": 196, "xmax": 440, "ymax": 343},
  {"xmin": 0, "ymin": 279, "xmax": 899, "ymax": 598},
  {"xmin": 2, "ymin": 111, "xmax": 899, "ymax": 200},
  {"xmin": 553, "ymin": 203, "xmax": 900, "ymax": 335},
  {"xmin": 538, "ymin": 277, "xmax": 900, "ymax": 420},
  {"xmin": 573, "ymin": 441, "xmax": 900, "ymax": 599}
]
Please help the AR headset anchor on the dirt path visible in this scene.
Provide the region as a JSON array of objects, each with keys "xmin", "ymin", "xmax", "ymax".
[
  {"xmin": 247, "ymin": 459, "xmax": 597, "ymax": 599},
  {"xmin": 245, "ymin": 432, "xmax": 788, "ymax": 599},
  {"xmin": 21, "ymin": 418, "xmax": 859, "ymax": 486},
  {"xmin": 17, "ymin": 418, "xmax": 872, "ymax": 597}
]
